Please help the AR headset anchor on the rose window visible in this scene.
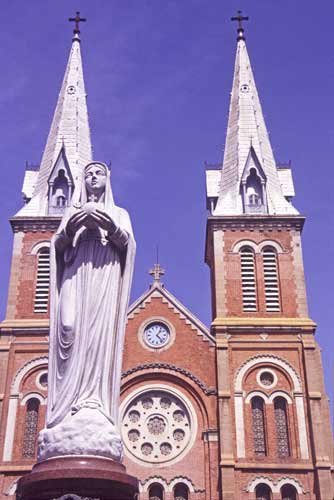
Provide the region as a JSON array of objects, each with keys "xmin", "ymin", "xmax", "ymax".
[
  {"xmin": 260, "ymin": 371, "xmax": 274, "ymax": 386},
  {"xmin": 122, "ymin": 389, "xmax": 194, "ymax": 464}
]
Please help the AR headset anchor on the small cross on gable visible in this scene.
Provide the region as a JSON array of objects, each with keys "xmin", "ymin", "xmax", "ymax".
[{"xmin": 149, "ymin": 263, "xmax": 165, "ymax": 284}]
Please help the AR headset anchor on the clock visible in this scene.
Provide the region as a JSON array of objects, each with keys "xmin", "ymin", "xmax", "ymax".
[{"xmin": 144, "ymin": 322, "xmax": 170, "ymax": 348}]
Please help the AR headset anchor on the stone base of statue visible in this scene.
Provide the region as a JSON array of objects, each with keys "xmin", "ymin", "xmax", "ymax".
[{"xmin": 16, "ymin": 456, "xmax": 139, "ymax": 500}]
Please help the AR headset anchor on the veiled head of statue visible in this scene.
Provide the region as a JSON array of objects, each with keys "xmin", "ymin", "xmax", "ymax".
[{"xmin": 84, "ymin": 162, "xmax": 108, "ymax": 197}]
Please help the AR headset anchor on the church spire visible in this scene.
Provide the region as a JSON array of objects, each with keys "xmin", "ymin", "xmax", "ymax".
[
  {"xmin": 213, "ymin": 13, "xmax": 298, "ymax": 216},
  {"xmin": 18, "ymin": 14, "xmax": 92, "ymax": 216}
]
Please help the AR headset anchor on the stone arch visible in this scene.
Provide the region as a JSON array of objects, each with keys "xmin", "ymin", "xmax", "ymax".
[
  {"xmin": 268, "ymin": 391, "xmax": 293, "ymax": 404},
  {"xmin": 169, "ymin": 476, "xmax": 195, "ymax": 493},
  {"xmin": 258, "ymin": 240, "xmax": 284, "ymax": 253},
  {"xmin": 234, "ymin": 355, "xmax": 308, "ymax": 459},
  {"xmin": 234, "ymin": 355, "xmax": 301, "ymax": 393},
  {"xmin": 232, "ymin": 239, "xmax": 258, "ymax": 253},
  {"xmin": 30, "ymin": 241, "xmax": 50, "ymax": 255},
  {"xmin": 141, "ymin": 476, "xmax": 168, "ymax": 493},
  {"xmin": 245, "ymin": 390, "xmax": 269, "ymax": 404},
  {"xmin": 276, "ymin": 476, "xmax": 304, "ymax": 494},
  {"xmin": 11, "ymin": 356, "xmax": 48, "ymax": 395},
  {"xmin": 247, "ymin": 476, "xmax": 275, "ymax": 493},
  {"xmin": 21, "ymin": 392, "xmax": 46, "ymax": 406}
]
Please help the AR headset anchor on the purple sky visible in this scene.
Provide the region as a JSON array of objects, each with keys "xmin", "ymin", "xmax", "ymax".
[{"xmin": 0, "ymin": 1, "xmax": 333, "ymax": 407}]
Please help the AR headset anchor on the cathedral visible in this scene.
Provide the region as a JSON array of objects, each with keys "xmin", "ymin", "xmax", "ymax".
[{"xmin": 0, "ymin": 13, "xmax": 333, "ymax": 500}]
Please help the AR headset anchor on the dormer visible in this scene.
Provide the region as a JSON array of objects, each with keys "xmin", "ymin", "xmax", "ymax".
[
  {"xmin": 240, "ymin": 147, "xmax": 268, "ymax": 214},
  {"xmin": 47, "ymin": 147, "xmax": 74, "ymax": 215}
]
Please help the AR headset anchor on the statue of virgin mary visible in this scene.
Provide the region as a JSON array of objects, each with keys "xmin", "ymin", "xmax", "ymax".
[{"xmin": 38, "ymin": 161, "xmax": 136, "ymax": 462}]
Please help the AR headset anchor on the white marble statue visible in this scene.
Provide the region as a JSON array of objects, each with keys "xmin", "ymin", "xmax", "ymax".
[{"xmin": 38, "ymin": 162, "xmax": 135, "ymax": 462}]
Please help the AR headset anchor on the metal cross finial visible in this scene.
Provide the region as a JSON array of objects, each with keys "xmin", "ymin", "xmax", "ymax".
[
  {"xmin": 69, "ymin": 11, "xmax": 87, "ymax": 35},
  {"xmin": 149, "ymin": 263, "xmax": 165, "ymax": 283},
  {"xmin": 231, "ymin": 10, "xmax": 249, "ymax": 41}
]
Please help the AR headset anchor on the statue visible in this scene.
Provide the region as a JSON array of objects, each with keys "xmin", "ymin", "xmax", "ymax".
[{"xmin": 38, "ymin": 161, "xmax": 136, "ymax": 463}]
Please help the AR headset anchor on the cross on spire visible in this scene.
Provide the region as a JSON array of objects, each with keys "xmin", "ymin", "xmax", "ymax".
[
  {"xmin": 149, "ymin": 263, "xmax": 165, "ymax": 284},
  {"xmin": 231, "ymin": 10, "xmax": 249, "ymax": 41},
  {"xmin": 69, "ymin": 11, "xmax": 87, "ymax": 36}
]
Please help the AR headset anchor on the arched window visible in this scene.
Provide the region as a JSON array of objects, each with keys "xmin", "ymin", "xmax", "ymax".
[
  {"xmin": 262, "ymin": 247, "xmax": 280, "ymax": 312},
  {"xmin": 22, "ymin": 398, "xmax": 40, "ymax": 458},
  {"xmin": 281, "ymin": 484, "xmax": 297, "ymax": 500},
  {"xmin": 56, "ymin": 194, "xmax": 66, "ymax": 207},
  {"xmin": 149, "ymin": 483, "xmax": 164, "ymax": 500},
  {"xmin": 174, "ymin": 483, "xmax": 189, "ymax": 500},
  {"xmin": 240, "ymin": 247, "xmax": 257, "ymax": 312},
  {"xmin": 34, "ymin": 248, "xmax": 50, "ymax": 313},
  {"xmin": 246, "ymin": 168, "xmax": 263, "ymax": 207},
  {"xmin": 251, "ymin": 397, "xmax": 266, "ymax": 456},
  {"xmin": 255, "ymin": 484, "xmax": 272, "ymax": 500},
  {"xmin": 274, "ymin": 397, "xmax": 290, "ymax": 457}
]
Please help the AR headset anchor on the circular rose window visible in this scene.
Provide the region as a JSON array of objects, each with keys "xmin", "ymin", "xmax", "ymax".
[{"xmin": 121, "ymin": 388, "xmax": 196, "ymax": 464}]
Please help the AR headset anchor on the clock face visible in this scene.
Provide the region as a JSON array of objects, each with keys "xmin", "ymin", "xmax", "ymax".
[{"xmin": 144, "ymin": 322, "xmax": 170, "ymax": 348}]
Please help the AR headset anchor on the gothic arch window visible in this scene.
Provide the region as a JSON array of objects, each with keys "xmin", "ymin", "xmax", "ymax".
[
  {"xmin": 281, "ymin": 484, "xmax": 297, "ymax": 500},
  {"xmin": 251, "ymin": 397, "xmax": 267, "ymax": 456},
  {"xmin": 274, "ymin": 397, "xmax": 290, "ymax": 457},
  {"xmin": 240, "ymin": 246, "xmax": 257, "ymax": 312},
  {"xmin": 149, "ymin": 483, "xmax": 164, "ymax": 500},
  {"xmin": 34, "ymin": 247, "xmax": 50, "ymax": 313},
  {"xmin": 262, "ymin": 246, "xmax": 281, "ymax": 312},
  {"xmin": 255, "ymin": 483, "xmax": 272, "ymax": 500},
  {"xmin": 22, "ymin": 398, "xmax": 40, "ymax": 458},
  {"xmin": 174, "ymin": 483, "xmax": 189, "ymax": 500}
]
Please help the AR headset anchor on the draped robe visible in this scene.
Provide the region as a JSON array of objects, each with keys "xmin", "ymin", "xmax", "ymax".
[{"xmin": 38, "ymin": 164, "xmax": 135, "ymax": 461}]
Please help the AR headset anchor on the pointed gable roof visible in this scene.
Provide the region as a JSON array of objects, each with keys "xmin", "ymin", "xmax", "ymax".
[
  {"xmin": 128, "ymin": 282, "xmax": 215, "ymax": 346},
  {"xmin": 16, "ymin": 33, "xmax": 92, "ymax": 216},
  {"xmin": 213, "ymin": 31, "xmax": 298, "ymax": 216}
]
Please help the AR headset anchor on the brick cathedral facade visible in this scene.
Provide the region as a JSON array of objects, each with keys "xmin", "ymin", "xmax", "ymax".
[{"xmin": 0, "ymin": 19, "xmax": 333, "ymax": 500}]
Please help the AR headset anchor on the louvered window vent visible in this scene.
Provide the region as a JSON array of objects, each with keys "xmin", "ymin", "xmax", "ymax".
[
  {"xmin": 240, "ymin": 247, "xmax": 257, "ymax": 312},
  {"xmin": 34, "ymin": 248, "xmax": 50, "ymax": 313},
  {"xmin": 263, "ymin": 247, "xmax": 280, "ymax": 312}
]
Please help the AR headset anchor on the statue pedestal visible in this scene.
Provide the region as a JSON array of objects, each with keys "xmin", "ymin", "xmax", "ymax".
[{"xmin": 16, "ymin": 456, "xmax": 139, "ymax": 500}]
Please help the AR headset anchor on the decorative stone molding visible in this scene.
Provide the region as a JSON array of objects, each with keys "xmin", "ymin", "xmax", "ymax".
[
  {"xmin": 121, "ymin": 363, "xmax": 217, "ymax": 396},
  {"xmin": 30, "ymin": 240, "xmax": 51, "ymax": 255},
  {"xmin": 11, "ymin": 356, "xmax": 48, "ymax": 395},
  {"xmin": 10, "ymin": 217, "xmax": 61, "ymax": 233},
  {"xmin": 207, "ymin": 215, "xmax": 305, "ymax": 233},
  {"xmin": 246, "ymin": 475, "xmax": 305, "ymax": 493},
  {"xmin": 234, "ymin": 354, "xmax": 301, "ymax": 392},
  {"xmin": 20, "ymin": 392, "xmax": 46, "ymax": 406},
  {"xmin": 232, "ymin": 239, "xmax": 284, "ymax": 254},
  {"xmin": 268, "ymin": 391, "xmax": 293, "ymax": 404},
  {"xmin": 140, "ymin": 475, "xmax": 196, "ymax": 493}
]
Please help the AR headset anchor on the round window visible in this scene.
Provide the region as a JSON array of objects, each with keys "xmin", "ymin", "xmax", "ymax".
[{"xmin": 121, "ymin": 389, "xmax": 196, "ymax": 465}]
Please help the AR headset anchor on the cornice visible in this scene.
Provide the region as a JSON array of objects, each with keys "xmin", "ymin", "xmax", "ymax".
[
  {"xmin": 9, "ymin": 216, "xmax": 61, "ymax": 233},
  {"xmin": 206, "ymin": 215, "xmax": 305, "ymax": 232},
  {"xmin": 212, "ymin": 317, "xmax": 316, "ymax": 335},
  {"xmin": 0, "ymin": 319, "xmax": 50, "ymax": 333}
]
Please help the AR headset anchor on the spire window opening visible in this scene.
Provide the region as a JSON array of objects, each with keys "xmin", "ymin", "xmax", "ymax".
[
  {"xmin": 262, "ymin": 247, "xmax": 281, "ymax": 312},
  {"xmin": 244, "ymin": 168, "xmax": 265, "ymax": 213},
  {"xmin": 149, "ymin": 483, "xmax": 164, "ymax": 500},
  {"xmin": 251, "ymin": 397, "xmax": 267, "ymax": 456},
  {"xmin": 240, "ymin": 247, "xmax": 257, "ymax": 312},
  {"xmin": 48, "ymin": 167, "xmax": 71, "ymax": 214},
  {"xmin": 22, "ymin": 398, "xmax": 40, "ymax": 459},
  {"xmin": 274, "ymin": 397, "xmax": 290, "ymax": 457},
  {"xmin": 255, "ymin": 484, "xmax": 272, "ymax": 500},
  {"xmin": 34, "ymin": 248, "xmax": 50, "ymax": 313}
]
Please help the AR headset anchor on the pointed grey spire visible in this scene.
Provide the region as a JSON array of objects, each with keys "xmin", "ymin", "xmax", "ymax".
[
  {"xmin": 17, "ymin": 32, "xmax": 92, "ymax": 216},
  {"xmin": 213, "ymin": 30, "xmax": 298, "ymax": 216}
]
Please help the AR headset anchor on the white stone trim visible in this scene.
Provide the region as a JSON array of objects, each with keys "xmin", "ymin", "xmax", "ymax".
[
  {"xmin": 234, "ymin": 355, "xmax": 301, "ymax": 392},
  {"xmin": 20, "ymin": 392, "xmax": 46, "ymax": 406},
  {"xmin": 245, "ymin": 391, "xmax": 269, "ymax": 404},
  {"xmin": 3, "ymin": 396, "xmax": 19, "ymax": 461},
  {"xmin": 169, "ymin": 476, "xmax": 195, "ymax": 493},
  {"xmin": 295, "ymin": 394, "xmax": 309, "ymax": 459},
  {"xmin": 234, "ymin": 355, "xmax": 305, "ymax": 459},
  {"xmin": 276, "ymin": 476, "xmax": 304, "ymax": 494},
  {"xmin": 232, "ymin": 239, "xmax": 258, "ymax": 253},
  {"xmin": 247, "ymin": 475, "xmax": 304, "ymax": 494},
  {"xmin": 30, "ymin": 241, "xmax": 51, "ymax": 255},
  {"xmin": 234, "ymin": 394, "xmax": 245, "ymax": 457},
  {"xmin": 256, "ymin": 368, "xmax": 278, "ymax": 389},
  {"xmin": 11, "ymin": 357, "xmax": 48, "ymax": 395},
  {"xmin": 141, "ymin": 476, "xmax": 168, "ymax": 493},
  {"xmin": 247, "ymin": 476, "xmax": 275, "ymax": 493},
  {"xmin": 258, "ymin": 240, "xmax": 284, "ymax": 253},
  {"xmin": 35, "ymin": 370, "xmax": 48, "ymax": 391},
  {"xmin": 268, "ymin": 391, "xmax": 293, "ymax": 404},
  {"xmin": 120, "ymin": 383, "xmax": 198, "ymax": 468},
  {"xmin": 232, "ymin": 239, "xmax": 284, "ymax": 254}
]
